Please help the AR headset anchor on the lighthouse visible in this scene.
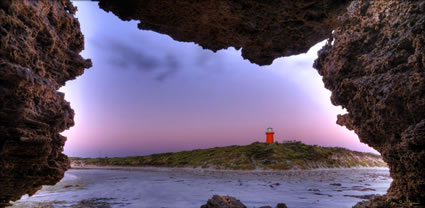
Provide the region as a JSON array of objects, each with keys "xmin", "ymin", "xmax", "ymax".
[{"xmin": 265, "ymin": 127, "xmax": 275, "ymax": 143}]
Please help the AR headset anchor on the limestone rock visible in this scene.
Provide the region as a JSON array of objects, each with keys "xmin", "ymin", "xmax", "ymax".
[
  {"xmin": 0, "ymin": 0, "xmax": 91, "ymax": 206},
  {"xmin": 352, "ymin": 195, "xmax": 423, "ymax": 208},
  {"xmin": 277, "ymin": 203, "xmax": 288, "ymax": 208},
  {"xmin": 201, "ymin": 195, "xmax": 247, "ymax": 208},
  {"xmin": 314, "ymin": 0, "xmax": 425, "ymax": 205},
  {"xmin": 98, "ymin": 0, "xmax": 350, "ymax": 66}
]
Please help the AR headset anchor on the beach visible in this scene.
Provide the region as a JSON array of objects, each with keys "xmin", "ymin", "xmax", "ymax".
[{"xmin": 11, "ymin": 167, "xmax": 391, "ymax": 208}]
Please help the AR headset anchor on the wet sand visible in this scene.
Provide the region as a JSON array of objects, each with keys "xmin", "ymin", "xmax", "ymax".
[{"xmin": 11, "ymin": 167, "xmax": 391, "ymax": 208}]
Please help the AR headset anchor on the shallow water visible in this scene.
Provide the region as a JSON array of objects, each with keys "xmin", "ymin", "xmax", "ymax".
[{"xmin": 12, "ymin": 168, "xmax": 391, "ymax": 208}]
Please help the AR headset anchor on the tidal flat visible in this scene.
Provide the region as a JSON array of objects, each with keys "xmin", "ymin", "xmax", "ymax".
[{"xmin": 11, "ymin": 168, "xmax": 391, "ymax": 208}]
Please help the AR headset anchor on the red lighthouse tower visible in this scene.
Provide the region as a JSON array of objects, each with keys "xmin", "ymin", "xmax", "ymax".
[{"xmin": 266, "ymin": 127, "xmax": 274, "ymax": 143}]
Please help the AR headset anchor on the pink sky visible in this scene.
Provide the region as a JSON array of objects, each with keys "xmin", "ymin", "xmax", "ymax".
[{"xmin": 60, "ymin": 2, "xmax": 377, "ymax": 157}]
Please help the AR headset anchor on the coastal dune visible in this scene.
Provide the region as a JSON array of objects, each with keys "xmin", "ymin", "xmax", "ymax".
[{"xmin": 71, "ymin": 142, "xmax": 386, "ymax": 170}]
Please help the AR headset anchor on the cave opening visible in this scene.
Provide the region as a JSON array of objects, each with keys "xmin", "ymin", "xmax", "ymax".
[{"xmin": 4, "ymin": 0, "xmax": 424, "ymax": 207}]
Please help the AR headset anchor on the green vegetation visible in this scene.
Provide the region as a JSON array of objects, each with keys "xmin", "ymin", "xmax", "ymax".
[{"xmin": 70, "ymin": 141, "xmax": 386, "ymax": 170}]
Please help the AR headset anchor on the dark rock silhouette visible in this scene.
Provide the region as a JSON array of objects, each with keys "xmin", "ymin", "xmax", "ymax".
[
  {"xmin": 314, "ymin": 0, "xmax": 425, "ymax": 205},
  {"xmin": 276, "ymin": 203, "xmax": 288, "ymax": 208},
  {"xmin": 0, "ymin": 0, "xmax": 91, "ymax": 206},
  {"xmin": 98, "ymin": 0, "xmax": 350, "ymax": 66},
  {"xmin": 201, "ymin": 195, "xmax": 246, "ymax": 208}
]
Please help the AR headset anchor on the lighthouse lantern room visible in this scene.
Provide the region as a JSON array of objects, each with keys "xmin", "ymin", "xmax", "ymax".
[{"xmin": 265, "ymin": 127, "xmax": 275, "ymax": 143}]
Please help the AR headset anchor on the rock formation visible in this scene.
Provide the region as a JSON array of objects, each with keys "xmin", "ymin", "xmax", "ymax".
[
  {"xmin": 276, "ymin": 203, "xmax": 288, "ymax": 208},
  {"xmin": 1, "ymin": 0, "xmax": 424, "ymax": 207},
  {"xmin": 98, "ymin": 0, "xmax": 349, "ymax": 66},
  {"xmin": 314, "ymin": 0, "xmax": 425, "ymax": 205},
  {"xmin": 0, "ymin": 0, "xmax": 91, "ymax": 206},
  {"xmin": 201, "ymin": 195, "xmax": 246, "ymax": 208}
]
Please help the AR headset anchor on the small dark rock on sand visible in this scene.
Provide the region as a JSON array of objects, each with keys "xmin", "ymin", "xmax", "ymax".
[
  {"xmin": 201, "ymin": 195, "xmax": 246, "ymax": 208},
  {"xmin": 277, "ymin": 203, "xmax": 288, "ymax": 208}
]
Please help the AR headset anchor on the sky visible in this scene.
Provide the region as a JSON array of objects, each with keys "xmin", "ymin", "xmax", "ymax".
[{"xmin": 60, "ymin": 2, "xmax": 377, "ymax": 157}]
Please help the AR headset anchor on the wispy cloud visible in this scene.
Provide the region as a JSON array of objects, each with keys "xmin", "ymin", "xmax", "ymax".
[{"xmin": 91, "ymin": 37, "xmax": 181, "ymax": 81}]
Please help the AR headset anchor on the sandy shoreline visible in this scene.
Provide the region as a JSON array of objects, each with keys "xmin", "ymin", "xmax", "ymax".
[
  {"xmin": 12, "ymin": 167, "xmax": 391, "ymax": 208},
  {"xmin": 70, "ymin": 165, "xmax": 389, "ymax": 173}
]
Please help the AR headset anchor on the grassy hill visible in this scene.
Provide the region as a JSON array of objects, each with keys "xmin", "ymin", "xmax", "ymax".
[{"xmin": 70, "ymin": 141, "xmax": 386, "ymax": 170}]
